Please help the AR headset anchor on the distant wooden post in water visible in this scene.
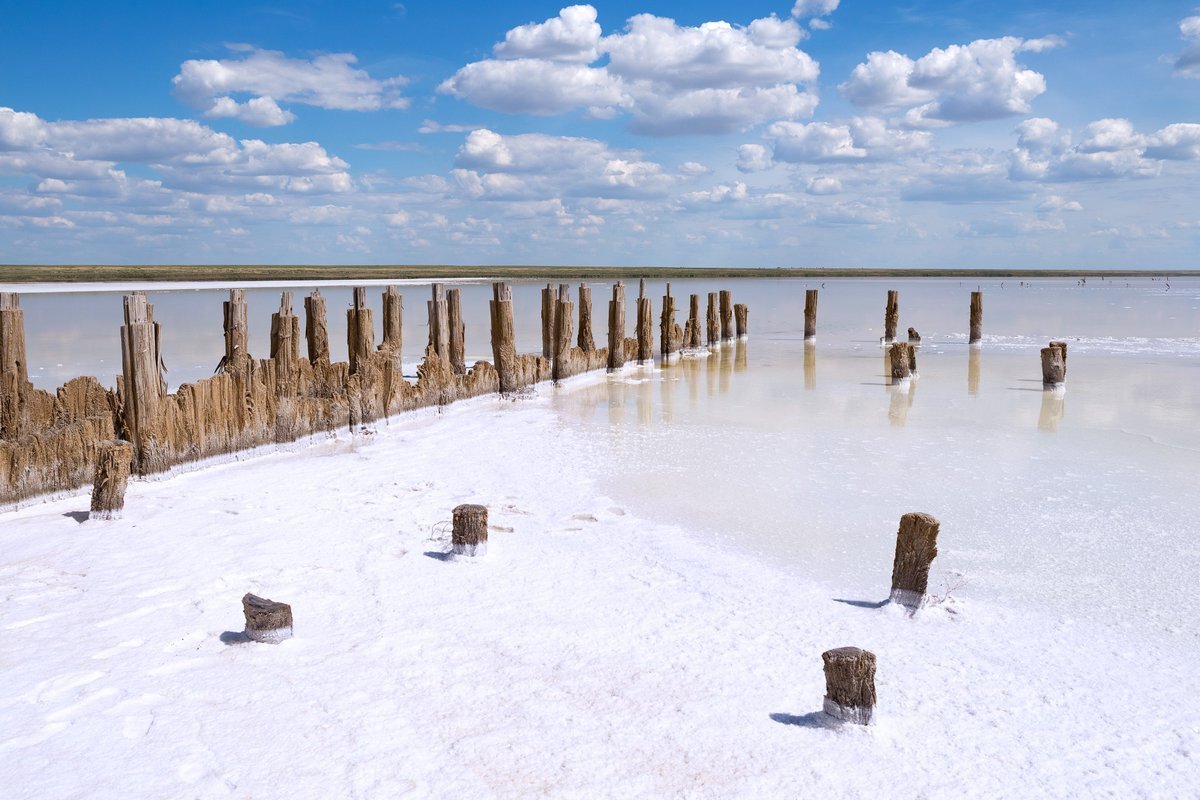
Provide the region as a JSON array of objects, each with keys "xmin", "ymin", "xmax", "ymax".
[
  {"xmin": 1049, "ymin": 340, "xmax": 1068, "ymax": 377},
  {"xmin": 90, "ymin": 440, "xmax": 133, "ymax": 520},
  {"xmin": 734, "ymin": 303, "xmax": 748, "ymax": 338},
  {"xmin": 242, "ymin": 593, "xmax": 293, "ymax": 643},
  {"xmin": 822, "ymin": 647, "xmax": 876, "ymax": 725},
  {"xmin": 685, "ymin": 294, "xmax": 701, "ymax": 349},
  {"xmin": 452, "ymin": 503, "xmax": 488, "ymax": 557},
  {"xmin": 222, "ymin": 289, "xmax": 249, "ymax": 373},
  {"xmin": 577, "ymin": 284, "xmax": 595, "ymax": 352},
  {"xmin": 0, "ymin": 292, "xmax": 28, "ymax": 438},
  {"xmin": 347, "ymin": 287, "xmax": 374, "ymax": 374},
  {"xmin": 884, "ymin": 290, "xmax": 899, "ymax": 343},
  {"xmin": 661, "ymin": 284, "xmax": 681, "ymax": 360},
  {"xmin": 1041, "ymin": 346, "xmax": 1065, "ymax": 386},
  {"xmin": 541, "ymin": 283, "xmax": 556, "ymax": 359},
  {"xmin": 636, "ymin": 280, "xmax": 653, "ymax": 363},
  {"xmin": 304, "ymin": 290, "xmax": 329, "ymax": 365},
  {"xmin": 380, "ymin": 285, "xmax": 403, "ymax": 368},
  {"xmin": 719, "ymin": 290, "xmax": 734, "ymax": 341},
  {"xmin": 804, "ymin": 289, "xmax": 818, "ymax": 340},
  {"xmin": 489, "ymin": 282, "xmax": 518, "ymax": 393},
  {"xmin": 890, "ymin": 512, "xmax": 940, "ymax": 610},
  {"xmin": 889, "ymin": 342, "xmax": 911, "ymax": 381},
  {"xmin": 447, "ymin": 288, "xmax": 466, "ymax": 374},
  {"xmin": 969, "ymin": 291, "xmax": 983, "ymax": 345},
  {"xmin": 706, "ymin": 292, "xmax": 719, "ymax": 347},
  {"xmin": 608, "ymin": 281, "xmax": 626, "ymax": 371},
  {"xmin": 907, "ymin": 327, "xmax": 920, "ymax": 344}
]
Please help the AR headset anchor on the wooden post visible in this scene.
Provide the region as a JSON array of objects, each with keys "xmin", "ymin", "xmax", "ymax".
[
  {"xmin": 552, "ymin": 284, "xmax": 574, "ymax": 382},
  {"xmin": 1049, "ymin": 340, "xmax": 1068, "ymax": 378},
  {"xmin": 121, "ymin": 292, "xmax": 162, "ymax": 462},
  {"xmin": 636, "ymin": 281, "xmax": 653, "ymax": 363},
  {"xmin": 452, "ymin": 503, "xmax": 488, "ymax": 557},
  {"xmin": 347, "ymin": 287, "xmax": 374, "ymax": 374},
  {"xmin": 608, "ymin": 281, "xmax": 626, "ymax": 371},
  {"xmin": 1041, "ymin": 346, "xmax": 1065, "ymax": 386},
  {"xmin": 884, "ymin": 290, "xmax": 899, "ymax": 343},
  {"xmin": 447, "ymin": 288, "xmax": 465, "ymax": 374},
  {"xmin": 685, "ymin": 294, "xmax": 701, "ymax": 349},
  {"xmin": 661, "ymin": 284, "xmax": 679, "ymax": 360},
  {"xmin": 242, "ymin": 593, "xmax": 293, "ymax": 643},
  {"xmin": 0, "ymin": 292, "xmax": 28, "ymax": 438},
  {"xmin": 90, "ymin": 441, "xmax": 133, "ymax": 520},
  {"xmin": 822, "ymin": 647, "xmax": 877, "ymax": 725},
  {"xmin": 270, "ymin": 292, "xmax": 299, "ymax": 395},
  {"xmin": 907, "ymin": 342, "xmax": 917, "ymax": 374},
  {"xmin": 430, "ymin": 284, "xmax": 450, "ymax": 361},
  {"xmin": 706, "ymin": 292, "xmax": 719, "ymax": 347},
  {"xmin": 907, "ymin": 327, "xmax": 920, "ymax": 344},
  {"xmin": 380, "ymin": 285, "xmax": 403, "ymax": 366},
  {"xmin": 541, "ymin": 283, "xmax": 556, "ymax": 359},
  {"xmin": 576, "ymin": 284, "xmax": 595, "ymax": 352},
  {"xmin": 889, "ymin": 342, "xmax": 911, "ymax": 381},
  {"xmin": 490, "ymin": 283, "xmax": 518, "ymax": 393},
  {"xmin": 969, "ymin": 291, "xmax": 983, "ymax": 345},
  {"xmin": 304, "ymin": 290, "xmax": 329, "ymax": 364},
  {"xmin": 804, "ymin": 289, "xmax": 818, "ymax": 340},
  {"xmin": 734, "ymin": 304, "xmax": 748, "ymax": 338},
  {"xmin": 222, "ymin": 289, "xmax": 249, "ymax": 373},
  {"xmin": 890, "ymin": 512, "xmax": 940, "ymax": 609},
  {"xmin": 719, "ymin": 290, "xmax": 733, "ymax": 341}
]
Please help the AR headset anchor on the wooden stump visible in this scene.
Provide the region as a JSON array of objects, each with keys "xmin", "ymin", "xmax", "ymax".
[
  {"xmin": 907, "ymin": 327, "xmax": 920, "ymax": 343},
  {"xmin": 889, "ymin": 343, "xmax": 911, "ymax": 381},
  {"xmin": 222, "ymin": 289, "xmax": 249, "ymax": 373},
  {"xmin": 0, "ymin": 292, "xmax": 29, "ymax": 438},
  {"xmin": 577, "ymin": 284, "xmax": 595, "ymax": 352},
  {"xmin": 608, "ymin": 282, "xmax": 626, "ymax": 371},
  {"xmin": 734, "ymin": 304, "xmax": 748, "ymax": 338},
  {"xmin": 686, "ymin": 294, "xmax": 702, "ymax": 349},
  {"xmin": 380, "ymin": 285, "xmax": 403, "ymax": 367},
  {"xmin": 969, "ymin": 291, "xmax": 983, "ymax": 345},
  {"xmin": 890, "ymin": 512, "xmax": 940, "ymax": 609},
  {"xmin": 803, "ymin": 289, "xmax": 818, "ymax": 340},
  {"xmin": 304, "ymin": 290, "xmax": 330, "ymax": 364},
  {"xmin": 661, "ymin": 285, "xmax": 680, "ymax": 359},
  {"xmin": 430, "ymin": 284, "xmax": 450, "ymax": 361},
  {"xmin": 541, "ymin": 284, "xmax": 556, "ymax": 359},
  {"xmin": 347, "ymin": 287, "xmax": 374, "ymax": 374},
  {"xmin": 490, "ymin": 283, "xmax": 518, "ymax": 393},
  {"xmin": 552, "ymin": 284, "xmax": 575, "ymax": 382},
  {"xmin": 120, "ymin": 293, "xmax": 163, "ymax": 467},
  {"xmin": 1049, "ymin": 340, "xmax": 1068, "ymax": 377},
  {"xmin": 452, "ymin": 503, "xmax": 488, "ymax": 557},
  {"xmin": 1041, "ymin": 346, "xmax": 1065, "ymax": 385},
  {"xmin": 270, "ymin": 292, "xmax": 300, "ymax": 396},
  {"xmin": 719, "ymin": 290, "xmax": 734, "ymax": 341},
  {"xmin": 907, "ymin": 343, "xmax": 917, "ymax": 374},
  {"xmin": 447, "ymin": 288, "xmax": 465, "ymax": 374},
  {"xmin": 242, "ymin": 593, "xmax": 293, "ymax": 643},
  {"xmin": 822, "ymin": 647, "xmax": 877, "ymax": 725},
  {"xmin": 884, "ymin": 290, "xmax": 899, "ymax": 343},
  {"xmin": 636, "ymin": 282, "xmax": 653, "ymax": 363},
  {"xmin": 90, "ymin": 441, "xmax": 133, "ymax": 520},
  {"xmin": 706, "ymin": 292, "xmax": 719, "ymax": 347}
]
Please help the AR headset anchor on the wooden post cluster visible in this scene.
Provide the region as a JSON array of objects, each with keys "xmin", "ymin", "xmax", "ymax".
[
  {"xmin": 884, "ymin": 290, "xmax": 899, "ymax": 343},
  {"xmin": 888, "ymin": 342, "xmax": 911, "ymax": 381},
  {"xmin": 304, "ymin": 290, "xmax": 329, "ymax": 364},
  {"xmin": 447, "ymin": 288, "xmax": 466, "ymax": 374},
  {"xmin": 120, "ymin": 292, "xmax": 163, "ymax": 463},
  {"xmin": 684, "ymin": 294, "xmax": 702, "ymax": 349},
  {"xmin": 890, "ymin": 512, "xmax": 940, "ymax": 610},
  {"xmin": 270, "ymin": 292, "xmax": 300, "ymax": 396},
  {"xmin": 969, "ymin": 291, "xmax": 983, "ymax": 345},
  {"xmin": 706, "ymin": 292, "xmax": 720, "ymax": 347},
  {"xmin": 1041, "ymin": 344, "xmax": 1065, "ymax": 386},
  {"xmin": 541, "ymin": 283, "xmax": 557, "ymax": 359},
  {"xmin": 347, "ymin": 287, "xmax": 374, "ymax": 374},
  {"xmin": 576, "ymin": 284, "xmax": 595, "ymax": 352},
  {"xmin": 636, "ymin": 280, "xmax": 653, "ymax": 363},
  {"xmin": 452, "ymin": 503, "xmax": 488, "ymax": 557},
  {"xmin": 242, "ymin": 593, "xmax": 293, "ymax": 643},
  {"xmin": 380, "ymin": 285, "xmax": 403, "ymax": 368},
  {"xmin": 552, "ymin": 284, "xmax": 575, "ymax": 382},
  {"xmin": 489, "ymin": 282, "xmax": 518, "ymax": 393},
  {"xmin": 0, "ymin": 292, "xmax": 28, "ymax": 438},
  {"xmin": 734, "ymin": 304, "xmax": 748, "ymax": 338},
  {"xmin": 719, "ymin": 290, "xmax": 734, "ymax": 341},
  {"xmin": 608, "ymin": 281, "xmax": 626, "ymax": 371},
  {"xmin": 90, "ymin": 440, "xmax": 133, "ymax": 520},
  {"xmin": 804, "ymin": 289, "xmax": 818, "ymax": 340},
  {"xmin": 822, "ymin": 647, "xmax": 877, "ymax": 725}
]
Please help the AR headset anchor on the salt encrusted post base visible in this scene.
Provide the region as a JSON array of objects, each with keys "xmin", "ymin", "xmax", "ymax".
[
  {"xmin": 890, "ymin": 512, "xmax": 940, "ymax": 611},
  {"xmin": 452, "ymin": 503, "xmax": 488, "ymax": 557},
  {"xmin": 822, "ymin": 647, "xmax": 877, "ymax": 725},
  {"xmin": 1041, "ymin": 346, "xmax": 1065, "ymax": 386},
  {"xmin": 243, "ymin": 593, "xmax": 293, "ymax": 643},
  {"xmin": 90, "ymin": 440, "xmax": 133, "ymax": 520},
  {"xmin": 889, "ymin": 342, "xmax": 912, "ymax": 382}
]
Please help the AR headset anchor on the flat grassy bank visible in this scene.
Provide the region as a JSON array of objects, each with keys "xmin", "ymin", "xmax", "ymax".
[{"xmin": 0, "ymin": 264, "xmax": 1196, "ymax": 284}]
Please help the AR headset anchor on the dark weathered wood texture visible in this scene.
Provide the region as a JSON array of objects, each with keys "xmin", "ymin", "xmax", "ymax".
[
  {"xmin": 243, "ymin": 593, "xmax": 293, "ymax": 643},
  {"xmin": 452, "ymin": 503, "xmax": 488, "ymax": 557},
  {"xmin": 890, "ymin": 511, "xmax": 940, "ymax": 609},
  {"xmin": 90, "ymin": 440, "xmax": 133, "ymax": 520},
  {"xmin": 822, "ymin": 647, "xmax": 877, "ymax": 724}
]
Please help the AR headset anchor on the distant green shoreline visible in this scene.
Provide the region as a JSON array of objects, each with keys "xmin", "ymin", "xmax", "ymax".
[{"xmin": 0, "ymin": 264, "xmax": 1196, "ymax": 284}]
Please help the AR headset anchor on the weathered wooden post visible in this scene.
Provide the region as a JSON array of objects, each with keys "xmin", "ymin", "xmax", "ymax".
[
  {"xmin": 884, "ymin": 290, "xmax": 899, "ymax": 343},
  {"xmin": 490, "ymin": 283, "xmax": 518, "ymax": 393},
  {"xmin": 636, "ymin": 280, "xmax": 653, "ymax": 363},
  {"xmin": 968, "ymin": 346, "xmax": 981, "ymax": 395},
  {"xmin": 907, "ymin": 342, "xmax": 917, "ymax": 374},
  {"xmin": 347, "ymin": 287, "xmax": 374, "ymax": 374},
  {"xmin": 447, "ymin": 288, "xmax": 466, "ymax": 374},
  {"xmin": 1041, "ymin": 346, "xmax": 1065, "ymax": 386},
  {"xmin": 734, "ymin": 304, "xmax": 748, "ymax": 338},
  {"xmin": 804, "ymin": 289, "xmax": 818, "ymax": 340},
  {"xmin": 380, "ymin": 285, "xmax": 403, "ymax": 367},
  {"xmin": 706, "ymin": 292, "xmax": 719, "ymax": 347},
  {"xmin": 1049, "ymin": 340, "xmax": 1067, "ymax": 377},
  {"xmin": 719, "ymin": 290, "xmax": 734, "ymax": 341},
  {"xmin": 685, "ymin": 294, "xmax": 701, "ymax": 349},
  {"xmin": 242, "ymin": 593, "xmax": 293, "ymax": 643},
  {"xmin": 304, "ymin": 290, "xmax": 330, "ymax": 365},
  {"xmin": 608, "ymin": 282, "xmax": 626, "ymax": 371},
  {"xmin": 452, "ymin": 503, "xmax": 488, "ymax": 557},
  {"xmin": 270, "ymin": 292, "xmax": 299, "ymax": 395},
  {"xmin": 969, "ymin": 291, "xmax": 983, "ymax": 345},
  {"xmin": 907, "ymin": 327, "xmax": 920, "ymax": 344},
  {"xmin": 0, "ymin": 292, "xmax": 29, "ymax": 438},
  {"xmin": 889, "ymin": 342, "xmax": 911, "ymax": 381},
  {"xmin": 120, "ymin": 293, "xmax": 163, "ymax": 464},
  {"xmin": 90, "ymin": 440, "xmax": 133, "ymax": 520},
  {"xmin": 577, "ymin": 284, "xmax": 595, "ymax": 352},
  {"xmin": 429, "ymin": 284, "xmax": 450, "ymax": 361},
  {"xmin": 541, "ymin": 283, "xmax": 556, "ymax": 359},
  {"xmin": 890, "ymin": 511, "xmax": 940, "ymax": 610},
  {"xmin": 222, "ymin": 289, "xmax": 250, "ymax": 373},
  {"xmin": 661, "ymin": 284, "xmax": 680, "ymax": 361},
  {"xmin": 552, "ymin": 284, "xmax": 574, "ymax": 383},
  {"xmin": 822, "ymin": 647, "xmax": 877, "ymax": 725}
]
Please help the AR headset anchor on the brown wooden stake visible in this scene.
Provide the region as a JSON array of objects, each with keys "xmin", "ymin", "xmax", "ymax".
[
  {"xmin": 222, "ymin": 289, "xmax": 249, "ymax": 373},
  {"xmin": 380, "ymin": 285, "xmax": 403, "ymax": 366},
  {"xmin": 242, "ymin": 593, "xmax": 293, "ymax": 643},
  {"xmin": 685, "ymin": 294, "xmax": 701, "ymax": 349},
  {"xmin": 907, "ymin": 327, "xmax": 921, "ymax": 344},
  {"xmin": 576, "ymin": 284, "xmax": 596, "ymax": 352},
  {"xmin": 90, "ymin": 440, "xmax": 133, "ymax": 520},
  {"xmin": 890, "ymin": 512, "xmax": 940, "ymax": 609},
  {"xmin": 121, "ymin": 293, "xmax": 163, "ymax": 467},
  {"xmin": 907, "ymin": 342, "xmax": 917, "ymax": 374},
  {"xmin": 706, "ymin": 292, "xmax": 719, "ymax": 346},
  {"xmin": 347, "ymin": 287, "xmax": 374, "ymax": 374},
  {"xmin": 969, "ymin": 291, "xmax": 983, "ymax": 345},
  {"xmin": 734, "ymin": 303, "xmax": 748, "ymax": 338},
  {"xmin": 889, "ymin": 342, "xmax": 911, "ymax": 381},
  {"xmin": 1041, "ymin": 346, "xmax": 1065, "ymax": 385},
  {"xmin": 0, "ymin": 292, "xmax": 28, "ymax": 438},
  {"xmin": 1049, "ymin": 340, "xmax": 1068, "ymax": 377},
  {"xmin": 822, "ymin": 647, "xmax": 877, "ymax": 725},
  {"xmin": 552, "ymin": 284, "xmax": 575, "ymax": 382},
  {"xmin": 719, "ymin": 290, "xmax": 734, "ymax": 341},
  {"xmin": 447, "ymin": 288, "xmax": 466, "ymax": 374},
  {"xmin": 490, "ymin": 282, "xmax": 518, "ymax": 393},
  {"xmin": 884, "ymin": 290, "xmax": 899, "ymax": 342},
  {"xmin": 452, "ymin": 503, "xmax": 488, "ymax": 557},
  {"xmin": 270, "ymin": 292, "xmax": 299, "ymax": 396},
  {"xmin": 608, "ymin": 281, "xmax": 626, "ymax": 371},
  {"xmin": 661, "ymin": 284, "xmax": 680, "ymax": 359},
  {"xmin": 430, "ymin": 284, "xmax": 449, "ymax": 360},
  {"xmin": 304, "ymin": 290, "xmax": 329, "ymax": 364},
  {"xmin": 804, "ymin": 289, "xmax": 818, "ymax": 340},
  {"xmin": 636, "ymin": 281, "xmax": 653, "ymax": 363},
  {"xmin": 541, "ymin": 283, "xmax": 556, "ymax": 359}
]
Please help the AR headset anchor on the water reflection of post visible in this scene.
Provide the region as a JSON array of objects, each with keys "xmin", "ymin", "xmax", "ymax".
[
  {"xmin": 637, "ymin": 372, "xmax": 653, "ymax": 425},
  {"xmin": 683, "ymin": 354, "xmax": 700, "ymax": 405},
  {"xmin": 1038, "ymin": 386, "xmax": 1065, "ymax": 432},
  {"xmin": 888, "ymin": 379, "xmax": 914, "ymax": 426},
  {"xmin": 661, "ymin": 361, "xmax": 675, "ymax": 423},
  {"xmin": 719, "ymin": 338, "xmax": 732, "ymax": 394},
  {"xmin": 706, "ymin": 344, "xmax": 719, "ymax": 397},
  {"xmin": 804, "ymin": 342, "xmax": 816, "ymax": 390},
  {"xmin": 607, "ymin": 373, "xmax": 626, "ymax": 427},
  {"xmin": 734, "ymin": 338, "xmax": 747, "ymax": 373},
  {"xmin": 968, "ymin": 346, "xmax": 980, "ymax": 396}
]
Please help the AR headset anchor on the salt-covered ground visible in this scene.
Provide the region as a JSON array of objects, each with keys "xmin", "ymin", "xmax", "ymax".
[{"xmin": 3, "ymin": 372, "xmax": 1198, "ymax": 798}]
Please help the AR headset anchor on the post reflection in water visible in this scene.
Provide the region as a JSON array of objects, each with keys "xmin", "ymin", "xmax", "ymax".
[
  {"xmin": 607, "ymin": 373, "xmax": 626, "ymax": 427},
  {"xmin": 683, "ymin": 354, "xmax": 701, "ymax": 406},
  {"xmin": 637, "ymin": 370, "xmax": 653, "ymax": 426},
  {"xmin": 660, "ymin": 359, "xmax": 675, "ymax": 423},
  {"xmin": 706, "ymin": 347, "xmax": 719, "ymax": 398},
  {"xmin": 804, "ymin": 342, "xmax": 816, "ymax": 390},
  {"xmin": 968, "ymin": 346, "xmax": 981, "ymax": 396},
  {"xmin": 719, "ymin": 343, "xmax": 732, "ymax": 394},
  {"xmin": 734, "ymin": 339, "xmax": 747, "ymax": 373},
  {"xmin": 888, "ymin": 378, "xmax": 915, "ymax": 426},
  {"xmin": 1039, "ymin": 386, "xmax": 1065, "ymax": 432}
]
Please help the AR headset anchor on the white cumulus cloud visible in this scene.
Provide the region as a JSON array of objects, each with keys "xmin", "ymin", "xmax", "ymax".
[{"xmin": 1174, "ymin": 16, "xmax": 1200, "ymax": 77}]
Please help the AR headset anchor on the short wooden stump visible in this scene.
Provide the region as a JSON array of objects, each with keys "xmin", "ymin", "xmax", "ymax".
[
  {"xmin": 452, "ymin": 504, "xmax": 488, "ymax": 557},
  {"xmin": 823, "ymin": 647, "xmax": 877, "ymax": 725},
  {"xmin": 890, "ymin": 512, "xmax": 940, "ymax": 610},
  {"xmin": 90, "ymin": 441, "xmax": 133, "ymax": 521},
  {"xmin": 243, "ymin": 593, "xmax": 293, "ymax": 643}
]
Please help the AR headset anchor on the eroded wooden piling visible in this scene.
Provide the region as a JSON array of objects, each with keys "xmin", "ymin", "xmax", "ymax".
[
  {"xmin": 380, "ymin": 286, "xmax": 403, "ymax": 367},
  {"xmin": 636, "ymin": 281, "xmax": 653, "ymax": 363},
  {"xmin": 969, "ymin": 291, "xmax": 983, "ymax": 345},
  {"xmin": 430, "ymin": 284, "xmax": 450, "ymax": 362},
  {"xmin": 1041, "ymin": 346, "xmax": 1065, "ymax": 385},
  {"xmin": 121, "ymin": 292, "xmax": 163, "ymax": 466},
  {"xmin": 552, "ymin": 284, "xmax": 575, "ymax": 383},
  {"xmin": 685, "ymin": 294, "xmax": 702, "ymax": 349},
  {"xmin": 452, "ymin": 503, "xmax": 488, "ymax": 557},
  {"xmin": 347, "ymin": 287, "xmax": 374, "ymax": 375},
  {"xmin": 719, "ymin": 290, "xmax": 734, "ymax": 341},
  {"xmin": 661, "ymin": 284, "xmax": 681, "ymax": 360},
  {"xmin": 304, "ymin": 290, "xmax": 329, "ymax": 364},
  {"xmin": 447, "ymin": 288, "xmax": 465, "ymax": 374},
  {"xmin": 577, "ymin": 284, "xmax": 595, "ymax": 352},
  {"xmin": 270, "ymin": 292, "xmax": 300, "ymax": 396},
  {"xmin": 804, "ymin": 289, "xmax": 818, "ymax": 340},
  {"xmin": 822, "ymin": 647, "xmax": 877, "ymax": 725},
  {"xmin": 734, "ymin": 304, "xmax": 748, "ymax": 338},
  {"xmin": 222, "ymin": 289, "xmax": 249, "ymax": 374},
  {"xmin": 884, "ymin": 290, "xmax": 899, "ymax": 343},
  {"xmin": 890, "ymin": 512, "xmax": 940, "ymax": 610},
  {"xmin": 242, "ymin": 593, "xmax": 293, "ymax": 643},
  {"xmin": 489, "ymin": 282, "xmax": 518, "ymax": 393},
  {"xmin": 0, "ymin": 292, "xmax": 28, "ymax": 438},
  {"xmin": 90, "ymin": 440, "xmax": 133, "ymax": 520},
  {"xmin": 608, "ymin": 282, "xmax": 627, "ymax": 371},
  {"xmin": 1049, "ymin": 340, "xmax": 1068, "ymax": 377},
  {"xmin": 541, "ymin": 283, "xmax": 556, "ymax": 359},
  {"xmin": 706, "ymin": 292, "xmax": 719, "ymax": 347},
  {"xmin": 889, "ymin": 342, "xmax": 911, "ymax": 381}
]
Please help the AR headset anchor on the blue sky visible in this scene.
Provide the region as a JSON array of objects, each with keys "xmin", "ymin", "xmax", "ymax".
[{"xmin": 1, "ymin": 1, "xmax": 1198, "ymax": 267}]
